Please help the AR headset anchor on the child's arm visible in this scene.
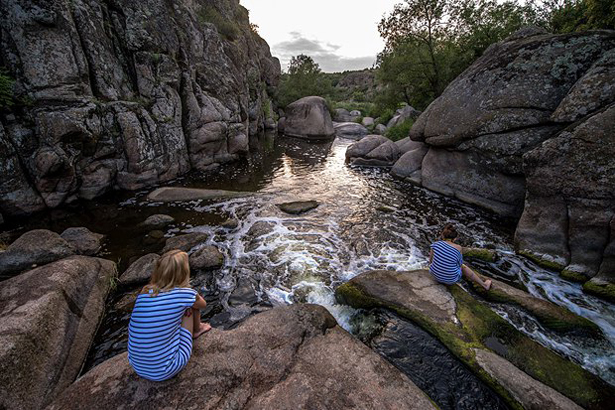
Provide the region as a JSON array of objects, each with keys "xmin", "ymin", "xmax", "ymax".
[
  {"xmin": 429, "ymin": 249, "xmax": 433, "ymax": 264},
  {"xmin": 192, "ymin": 293, "xmax": 207, "ymax": 309}
]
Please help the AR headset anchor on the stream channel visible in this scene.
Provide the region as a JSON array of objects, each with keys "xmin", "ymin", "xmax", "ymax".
[{"xmin": 7, "ymin": 134, "xmax": 615, "ymax": 408}]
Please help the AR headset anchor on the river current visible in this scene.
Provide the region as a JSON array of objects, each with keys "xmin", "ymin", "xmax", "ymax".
[{"xmin": 12, "ymin": 134, "xmax": 612, "ymax": 388}]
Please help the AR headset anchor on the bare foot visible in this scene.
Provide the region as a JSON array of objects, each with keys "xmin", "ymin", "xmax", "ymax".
[
  {"xmin": 193, "ymin": 322, "xmax": 212, "ymax": 339},
  {"xmin": 483, "ymin": 279, "xmax": 492, "ymax": 291}
]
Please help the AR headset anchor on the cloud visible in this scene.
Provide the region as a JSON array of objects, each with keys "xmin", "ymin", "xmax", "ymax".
[{"xmin": 272, "ymin": 32, "xmax": 376, "ymax": 73}]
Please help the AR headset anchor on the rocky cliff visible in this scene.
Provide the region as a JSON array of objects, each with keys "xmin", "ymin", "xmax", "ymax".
[
  {"xmin": 393, "ymin": 27, "xmax": 615, "ymax": 292},
  {"xmin": 0, "ymin": 0, "xmax": 280, "ymax": 217}
]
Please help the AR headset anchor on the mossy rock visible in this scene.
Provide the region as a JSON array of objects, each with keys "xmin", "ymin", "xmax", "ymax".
[
  {"xmin": 518, "ymin": 250, "xmax": 566, "ymax": 271},
  {"xmin": 336, "ymin": 270, "xmax": 614, "ymax": 410},
  {"xmin": 560, "ymin": 269, "xmax": 589, "ymax": 283},
  {"xmin": 583, "ymin": 280, "xmax": 615, "ymax": 303},
  {"xmin": 462, "ymin": 247, "xmax": 497, "ymax": 263},
  {"xmin": 468, "ymin": 275, "xmax": 600, "ymax": 335}
]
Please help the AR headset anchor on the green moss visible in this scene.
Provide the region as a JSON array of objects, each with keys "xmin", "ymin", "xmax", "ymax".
[
  {"xmin": 518, "ymin": 250, "xmax": 566, "ymax": 271},
  {"xmin": 463, "ymin": 248, "xmax": 496, "ymax": 263},
  {"xmin": 583, "ymin": 281, "xmax": 615, "ymax": 303},
  {"xmin": 197, "ymin": 5, "xmax": 240, "ymax": 41},
  {"xmin": 337, "ymin": 281, "xmax": 614, "ymax": 409},
  {"xmin": 560, "ymin": 269, "xmax": 588, "ymax": 283}
]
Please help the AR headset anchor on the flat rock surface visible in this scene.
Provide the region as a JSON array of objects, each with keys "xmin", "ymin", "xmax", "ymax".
[
  {"xmin": 119, "ymin": 253, "xmax": 159, "ymax": 286},
  {"xmin": 0, "ymin": 229, "xmax": 75, "ymax": 275},
  {"xmin": 49, "ymin": 304, "xmax": 437, "ymax": 410},
  {"xmin": 148, "ymin": 187, "xmax": 250, "ymax": 203},
  {"xmin": 340, "ymin": 270, "xmax": 457, "ymax": 324},
  {"xmin": 0, "ymin": 256, "xmax": 116, "ymax": 410},
  {"xmin": 139, "ymin": 214, "xmax": 175, "ymax": 230},
  {"xmin": 277, "ymin": 200, "xmax": 320, "ymax": 215}
]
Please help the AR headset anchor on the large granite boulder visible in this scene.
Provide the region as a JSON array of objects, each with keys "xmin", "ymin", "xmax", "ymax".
[
  {"xmin": 336, "ymin": 270, "xmax": 613, "ymax": 410},
  {"xmin": 0, "ymin": 0, "xmax": 280, "ymax": 217},
  {"xmin": 345, "ymin": 135, "xmax": 401, "ymax": 167},
  {"xmin": 48, "ymin": 304, "xmax": 437, "ymax": 410},
  {"xmin": 406, "ymin": 29, "xmax": 615, "ymax": 218},
  {"xmin": 0, "ymin": 229, "xmax": 76, "ymax": 275},
  {"xmin": 333, "ymin": 122, "xmax": 369, "ymax": 140},
  {"xmin": 515, "ymin": 104, "xmax": 615, "ymax": 283},
  {"xmin": 283, "ymin": 96, "xmax": 335, "ymax": 140},
  {"xmin": 0, "ymin": 256, "xmax": 117, "ymax": 410}
]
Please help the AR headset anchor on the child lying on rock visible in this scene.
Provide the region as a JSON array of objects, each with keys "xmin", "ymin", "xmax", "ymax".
[
  {"xmin": 429, "ymin": 224, "xmax": 492, "ymax": 290},
  {"xmin": 128, "ymin": 249, "xmax": 211, "ymax": 381}
]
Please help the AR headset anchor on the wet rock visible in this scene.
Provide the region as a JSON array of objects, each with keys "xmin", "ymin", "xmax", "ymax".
[
  {"xmin": 470, "ymin": 274, "xmax": 599, "ymax": 335},
  {"xmin": 283, "ymin": 96, "xmax": 335, "ymax": 140},
  {"xmin": 0, "ymin": 256, "xmax": 116, "ymax": 410},
  {"xmin": 246, "ymin": 221, "xmax": 276, "ymax": 239},
  {"xmin": 474, "ymin": 349, "xmax": 582, "ymax": 410},
  {"xmin": 189, "ymin": 246, "xmax": 224, "ymax": 270},
  {"xmin": 333, "ymin": 122, "xmax": 369, "ymax": 140},
  {"xmin": 147, "ymin": 187, "xmax": 250, "ymax": 203},
  {"xmin": 0, "ymin": 229, "xmax": 75, "ymax": 275},
  {"xmin": 143, "ymin": 230, "xmax": 165, "ymax": 246},
  {"xmin": 140, "ymin": 214, "xmax": 175, "ymax": 230},
  {"xmin": 221, "ymin": 218, "xmax": 239, "ymax": 229},
  {"xmin": 161, "ymin": 233, "xmax": 209, "ymax": 253},
  {"xmin": 60, "ymin": 227, "xmax": 105, "ymax": 256},
  {"xmin": 113, "ymin": 289, "xmax": 141, "ymax": 314},
  {"xmin": 347, "ymin": 136, "xmax": 401, "ymax": 167},
  {"xmin": 119, "ymin": 253, "xmax": 159, "ymax": 286},
  {"xmin": 336, "ymin": 269, "xmax": 615, "ymax": 409},
  {"xmin": 277, "ymin": 200, "xmax": 320, "ymax": 215},
  {"xmin": 228, "ymin": 278, "xmax": 258, "ymax": 307},
  {"xmin": 583, "ymin": 217, "xmax": 615, "ymax": 302},
  {"xmin": 390, "ymin": 145, "xmax": 429, "ymax": 179},
  {"xmin": 49, "ymin": 304, "xmax": 437, "ymax": 410},
  {"xmin": 462, "ymin": 247, "xmax": 497, "ymax": 263}
]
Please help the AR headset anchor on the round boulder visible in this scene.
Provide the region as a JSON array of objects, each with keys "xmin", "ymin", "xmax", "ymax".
[
  {"xmin": 334, "ymin": 122, "xmax": 369, "ymax": 140},
  {"xmin": 119, "ymin": 253, "xmax": 160, "ymax": 286},
  {"xmin": 189, "ymin": 246, "xmax": 224, "ymax": 270},
  {"xmin": 140, "ymin": 214, "xmax": 175, "ymax": 230},
  {"xmin": 0, "ymin": 229, "xmax": 75, "ymax": 275},
  {"xmin": 283, "ymin": 96, "xmax": 335, "ymax": 140},
  {"xmin": 60, "ymin": 227, "xmax": 105, "ymax": 256}
]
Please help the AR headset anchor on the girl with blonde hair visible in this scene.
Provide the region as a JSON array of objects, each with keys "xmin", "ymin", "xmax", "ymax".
[{"xmin": 128, "ymin": 249, "xmax": 211, "ymax": 381}]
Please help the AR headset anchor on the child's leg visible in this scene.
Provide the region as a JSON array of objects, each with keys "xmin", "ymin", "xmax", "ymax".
[
  {"xmin": 188, "ymin": 307, "xmax": 211, "ymax": 339},
  {"xmin": 181, "ymin": 309, "xmax": 195, "ymax": 336},
  {"xmin": 461, "ymin": 264, "xmax": 492, "ymax": 290}
]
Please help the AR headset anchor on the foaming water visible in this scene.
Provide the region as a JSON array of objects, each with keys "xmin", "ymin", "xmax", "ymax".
[{"xmin": 79, "ymin": 135, "xmax": 614, "ymax": 384}]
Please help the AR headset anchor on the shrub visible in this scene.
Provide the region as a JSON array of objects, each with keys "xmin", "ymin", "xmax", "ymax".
[
  {"xmin": 385, "ymin": 118, "xmax": 414, "ymax": 142},
  {"xmin": 0, "ymin": 68, "xmax": 15, "ymax": 109},
  {"xmin": 198, "ymin": 5, "xmax": 239, "ymax": 41}
]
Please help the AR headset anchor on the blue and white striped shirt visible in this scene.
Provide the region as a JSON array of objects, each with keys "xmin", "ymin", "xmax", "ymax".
[
  {"xmin": 430, "ymin": 241, "xmax": 463, "ymax": 285},
  {"xmin": 128, "ymin": 287, "xmax": 197, "ymax": 381}
]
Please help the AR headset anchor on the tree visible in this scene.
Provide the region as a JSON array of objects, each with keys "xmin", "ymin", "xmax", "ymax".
[
  {"xmin": 277, "ymin": 55, "xmax": 333, "ymax": 107},
  {"xmin": 545, "ymin": 0, "xmax": 615, "ymax": 32}
]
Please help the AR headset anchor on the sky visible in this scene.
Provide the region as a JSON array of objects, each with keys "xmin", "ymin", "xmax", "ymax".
[{"xmin": 240, "ymin": 0, "xmax": 401, "ymax": 73}]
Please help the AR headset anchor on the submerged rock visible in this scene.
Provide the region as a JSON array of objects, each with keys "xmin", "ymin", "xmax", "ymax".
[
  {"xmin": 148, "ymin": 187, "xmax": 250, "ymax": 203},
  {"xmin": 0, "ymin": 229, "xmax": 75, "ymax": 275},
  {"xmin": 49, "ymin": 304, "xmax": 437, "ymax": 410},
  {"xmin": 336, "ymin": 270, "xmax": 614, "ymax": 410},
  {"xmin": 60, "ymin": 227, "xmax": 105, "ymax": 256},
  {"xmin": 161, "ymin": 233, "xmax": 209, "ymax": 253},
  {"xmin": 277, "ymin": 200, "xmax": 320, "ymax": 215},
  {"xmin": 119, "ymin": 253, "xmax": 159, "ymax": 286},
  {"xmin": 140, "ymin": 214, "xmax": 175, "ymax": 230},
  {"xmin": 0, "ymin": 256, "xmax": 117, "ymax": 410},
  {"xmin": 283, "ymin": 96, "xmax": 335, "ymax": 140}
]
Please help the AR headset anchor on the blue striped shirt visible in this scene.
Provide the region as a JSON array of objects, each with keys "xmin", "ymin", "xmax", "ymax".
[
  {"xmin": 128, "ymin": 287, "xmax": 197, "ymax": 381},
  {"xmin": 430, "ymin": 241, "xmax": 463, "ymax": 285}
]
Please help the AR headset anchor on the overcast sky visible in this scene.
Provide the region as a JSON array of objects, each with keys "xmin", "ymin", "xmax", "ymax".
[{"xmin": 241, "ymin": 0, "xmax": 400, "ymax": 73}]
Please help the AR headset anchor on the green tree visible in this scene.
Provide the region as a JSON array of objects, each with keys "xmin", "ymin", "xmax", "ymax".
[
  {"xmin": 545, "ymin": 0, "xmax": 615, "ymax": 32},
  {"xmin": 277, "ymin": 54, "xmax": 333, "ymax": 107}
]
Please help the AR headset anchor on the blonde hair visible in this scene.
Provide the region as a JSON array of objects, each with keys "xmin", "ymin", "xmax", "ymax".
[{"xmin": 142, "ymin": 250, "xmax": 191, "ymax": 295}]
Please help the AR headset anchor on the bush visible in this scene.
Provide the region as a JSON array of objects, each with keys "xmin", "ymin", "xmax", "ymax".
[
  {"xmin": 198, "ymin": 5, "xmax": 240, "ymax": 41},
  {"xmin": 385, "ymin": 118, "xmax": 414, "ymax": 142},
  {"xmin": 0, "ymin": 68, "xmax": 15, "ymax": 109}
]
